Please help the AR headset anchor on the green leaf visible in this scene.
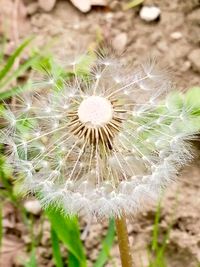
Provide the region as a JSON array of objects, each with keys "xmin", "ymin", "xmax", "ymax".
[
  {"xmin": 93, "ymin": 219, "xmax": 115, "ymax": 267},
  {"xmin": 32, "ymin": 55, "xmax": 73, "ymax": 91},
  {"xmin": 46, "ymin": 209, "xmax": 87, "ymax": 267},
  {"xmin": 51, "ymin": 227, "xmax": 64, "ymax": 267},
  {"xmin": 165, "ymin": 91, "xmax": 183, "ymax": 113},
  {"xmin": 185, "ymin": 87, "xmax": 200, "ymax": 114},
  {"xmin": 68, "ymin": 252, "xmax": 81, "ymax": 267},
  {"xmin": 0, "ymin": 38, "xmax": 32, "ymax": 82}
]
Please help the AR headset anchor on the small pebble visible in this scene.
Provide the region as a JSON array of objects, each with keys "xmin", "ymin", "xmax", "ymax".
[
  {"xmin": 70, "ymin": 0, "xmax": 106, "ymax": 13},
  {"xmin": 180, "ymin": 61, "xmax": 191, "ymax": 72},
  {"xmin": 70, "ymin": 0, "xmax": 91, "ymax": 12},
  {"xmin": 140, "ymin": 6, "xmax": 161, "ymax": 22},
  {"xmin": 157, "ymin": 40, "xmax": 168, "ymax": 52},
  {"xmin": 188, "ymin": 49, "xmax": 200, "ymax": 73},
  {"xmin": 27, "ymin": 2, "xmax": 39, "ymax": 15},
  {"xmin": 187, "ymin": 8, "xmax": 200, "ymax": 25},
  {"xmin": 112, "ymin": 32, "xmax": 127, "ymax": 51},
  {"xmin": 91, "ymin": 0, "xmax": 107, "ymax": 6},
  {"xmin": 105, "ymin": 12, "xmax": 114, "ymax": 21},
  {"xmin": 24, "ymin": 199, "xmax": 42, "ymax": 215},
  {"xmin": 170, "ymin": 31, "xmax": 182, "ymax": 40},
  {"xmin": 38, "ymin": 0, "xmax": 56, "ymax": 12},
  {"xmin": 109, "ymin": 0, "xmax": 120, "ymax": 10}
]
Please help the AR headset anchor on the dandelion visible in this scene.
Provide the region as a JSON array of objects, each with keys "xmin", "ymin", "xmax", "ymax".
[{"xmin": 0, "ymin": 49, "xmax": 197, "ymax": 267}]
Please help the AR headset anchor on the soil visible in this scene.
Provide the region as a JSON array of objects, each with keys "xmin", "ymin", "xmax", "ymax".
[{"xmin": 0, "ymin": 0, "xmax": 200, "ymax": 267}]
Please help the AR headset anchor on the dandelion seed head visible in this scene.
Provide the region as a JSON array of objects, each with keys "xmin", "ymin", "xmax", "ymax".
[
  {"xmin": 0, "ymin": 49, "xmax": 196, "ymax": 218},
  {"xmin": 78, "ymin": 96, "xmax": 113, "ymax": 126}
]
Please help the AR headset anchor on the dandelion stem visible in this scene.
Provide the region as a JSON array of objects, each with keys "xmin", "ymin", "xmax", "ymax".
[{"xmin": 115, "ymin": 215, "xmax": 133, "ymax": 267}]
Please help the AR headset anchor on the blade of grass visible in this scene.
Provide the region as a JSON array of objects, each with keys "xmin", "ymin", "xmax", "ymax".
[
  {"xmin": 0, "ymin": 36, "xmax": 7, "ymax": 64},
  {"xmin": 152, "ymin": 215, "xmax": 174, "ymax": 267},
  {"xmin": 51, "ymin": 227, "xmax": 64, "ymax": 267},
  {"xmin": 93, "ymin": 218, "xmax": 115, "ymax": 267},
  {"xmin": 123, "ymin": 0, "xmax": 144, "ymax": 10},
  {"xmin": 0, "ymin": 156, "xmax": 30, "ymax": 227},
  {"xmin": 46, "ymin": 208, "xmax": 87, "ymax": 267},
  {"xmin": 149, "ymin": 194, "xmax": 179, "ymax": 267},
  {"xmin": 149, "ymin": 200, "xmax": 167, "ymax": 267},
  {"xmin": 0, "ymin": 83, "xmax": 31, "ymax": 100},
  {"xmin": 68, "ymin": 252, "xmax": 82, "ymax": 267},
  {"xmin": 0, "ymin": 203, "xmax": 2, "ymax": 250},
  {"xmin": 24, "ymin": 249, "xmax": 37, "ymax": 267},
  {"xmin": 0, "ymin": 156, "xmax": 17, "ymax": 203},
  {"xmin": 0, "ymin": 38, "xmax": 32, "ymax": 81},
  {"xmin": 0, "ymin": 55, "xmax": 38, "ymax": 91},
  {"xmin": 151, "ymin": 200, "xmax": 161, "ymax": 251}
]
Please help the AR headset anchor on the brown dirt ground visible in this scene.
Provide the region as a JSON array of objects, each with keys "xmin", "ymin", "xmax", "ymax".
[{"xmin": 0, "ymin": 0, "xmax": 200, "ymax": 266}]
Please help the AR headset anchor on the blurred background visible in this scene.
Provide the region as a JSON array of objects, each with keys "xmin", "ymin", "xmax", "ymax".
[{"xmin": 0, "ymin": 0, "xmax": 200, "ymax": 266}]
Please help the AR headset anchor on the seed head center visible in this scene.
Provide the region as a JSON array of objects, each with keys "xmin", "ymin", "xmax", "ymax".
[{"xmin": 78, "ymin": 96, "xmax": 113, "ymax": 126}]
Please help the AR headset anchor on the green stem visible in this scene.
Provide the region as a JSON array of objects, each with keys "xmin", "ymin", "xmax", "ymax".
[{"xmin": 115, "ymin": 215, "xmax": 133, "ymax": 267}]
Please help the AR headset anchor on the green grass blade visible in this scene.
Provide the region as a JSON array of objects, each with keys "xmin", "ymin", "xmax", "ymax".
[
  {"xmin": 0, "ymin": 156, "xmax": 17, "ymax": 203},
  {"xmin": 0, "ymin": 55, "xmax": 37, "ymax": 91},
  {"xmin": 0, "ymin": 203, "xmax": 2, "ymax": 250},
  {"xmin": 93, "ymin": 218, "xmax": 115, "ymax": 267},
  {"xmin": 150, "ymin": 201, "xmax": 167, "ymax": 267},
  {"xmin": 24, "ymin": 249, "xmax": 37, "ymax": 267},
  {"xmin": 149, "ymin": 197, "xmax": 178, "ymax": 267},
  {"xmin": 0, "ymin": 38, "xmax": 32, "ymax": 81},
  {"xmin": 46, "ymin": 209, "xmax": 87, "ymax": 267},
  {"xmin": 0, "ymin": 36, "xmax": 7, "ymax": 64},
  {"xmin": 0, "ymin": 86, "xmax": 21, "ymax": 99},
  {"xmin": 123, "ymin": 0, "xmax": 144, "ymax": 10},
  {"xmin": 0, "ymin": 83, "xmax": 31, "ymax": 100},
  {"xmin": 51, "ymin": 227, "xmax": 64, "ymax": 267},
  {"xmin": 154, "ymin": 215, "xmax": 174, "ymax": 266},
  {"xmin": 68, "ymin": 252, "xmax": 82, "ymax": 267},
  {"xmin": 151, "ymin": 201, "xmax": 161, "ymax": 251}
]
